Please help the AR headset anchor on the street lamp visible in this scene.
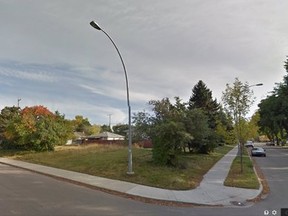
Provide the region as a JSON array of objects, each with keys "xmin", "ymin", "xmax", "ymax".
[
  {"xmin": 249, "ymin": 83, "xmax": 263, "ymax": 88},
  {"xmin": 90, "ymin": 21, "xmax": 134, "ymax": 175}
]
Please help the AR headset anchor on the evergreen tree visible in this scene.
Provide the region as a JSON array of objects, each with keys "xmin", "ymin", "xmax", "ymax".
[{"xmin": 188, "ymin": 80, "xmax": 220, "ymax": 129}]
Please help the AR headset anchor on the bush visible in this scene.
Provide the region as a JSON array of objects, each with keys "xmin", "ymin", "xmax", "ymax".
[
  {"xmin": 152, "ymin": 137, "xmax": 178, "ymax": 166},
  {"xmin": 152, "ymin": 121, "xmax": 191, "ymax": 166}
]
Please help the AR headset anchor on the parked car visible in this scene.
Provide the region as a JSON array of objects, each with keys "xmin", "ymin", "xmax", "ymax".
[
  {"xmin": 245, "ymin": 141, "xmax": 254, "ymax": 148},
  {"xmin": 266, "ymin": 142, "xmax": 275, "ymax": 146},
  {"xmin": 251, "ymin": 147, "xmax": 266, "ymax": 157}
]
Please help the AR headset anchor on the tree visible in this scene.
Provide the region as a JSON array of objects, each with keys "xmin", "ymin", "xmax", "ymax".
[
  {"xmin": 132, "ymin": 89, "xmax": 223, "ymax": 165},
  {"xmin": 189, "ymin": 80, "xmax": 211, "ymax": 109},
  {"xmin": 149, "ymin": 98, "xmax": 173, "ymax": 123},
  {"xmin": 72, "ymin": 115, "xmax": 92, "ymax": 134},
  {"xmin": 185, "ymin": 109, "xmax": 215, "ymax": 153},
  {"xmin": 187, "ymin": 81, "xmax": 224, "ymax": 151},
  {"xmin": 222, "ymin": 78, "xmax": 255, "ymax": 143},
  {"xmin": 89, "ymin": 124, "xmax": 101, "ymax": 135},
  {"xmin": 70, "ymin": 116, "xmax": 103, "ymax": 135},
  {"xmin": 247, "ymin": 112, "xmax": 261, "ymax": 141},
  {"xmin": 133, "ymin": 95, "xmax": 218, "ymax": 165},
  {"xmin": 188, "ymin": 80, "xmax": 220, "ymax": 129},
  {"xmin": 100, "ymin": 124, "xmax": 112, "ymax": 133},
  {"xmin": 0, "ymin": 105, "xmax": 72, "ymax": 151},
  {"xmin": 258, "ymin": 93, "xmax": 285, "ymax": 144},
  {"xmin": 258, "ymin": 57, "xmax": 288, "ymax": 144},
  {"xmin": 0, "ymin": 106, "xmax": 21, "ymax": 149},
  {"xmin": 214, "ymin": 107, "xmax": 236, "ymax": 145},
  {"xmin": 113, "ymin": 124, "xmax": 129, "ymax": 137},
  {"xmin": 148, "ymin": 98, "xmax": 190, "ymax": 165},
  {"xmin": 132, "ymin": 110, "xmax": 152, "ymax": 142},
  {"xmin": 285, "ymin": 56, "xmax": 288, "ymax": 72},
  {"xmin": 275, "ymin": 58, "xmax": 288, "ymax": 137},
  {"xmin": 222, "ymin": 78, "xmax": 255, "ymax": 172},
  {"xmin": 152, "ymin": 120, "xmax": 191, "ymax": 166}
]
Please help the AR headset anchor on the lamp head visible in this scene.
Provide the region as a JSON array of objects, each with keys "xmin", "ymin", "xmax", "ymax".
[{"xmin": 90, "ymin": 21, "xmax": 101, "ymax": 30}]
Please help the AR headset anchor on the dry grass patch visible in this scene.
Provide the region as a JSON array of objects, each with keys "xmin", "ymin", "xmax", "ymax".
[{"xmin": 12, "ymin": 144, "xmax": 233, "ymax": 190}]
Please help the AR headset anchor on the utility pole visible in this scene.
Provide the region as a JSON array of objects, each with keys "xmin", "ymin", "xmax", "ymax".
[
  {"xmin": 108, "ymin": 114, "xmax": 112, "ymax": 130},
  {"xmin": 17, "ymin": 98, "xmax": 21, "ymax": 108}
]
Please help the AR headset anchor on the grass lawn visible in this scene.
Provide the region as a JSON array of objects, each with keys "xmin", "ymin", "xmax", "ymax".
[
  {"xmin": 7, "ymin": 144, "xmax": 234, "ymax": 190},
  {"xmin": 224, "ymin": 147, "xmax": 260, "ymax": 189}
]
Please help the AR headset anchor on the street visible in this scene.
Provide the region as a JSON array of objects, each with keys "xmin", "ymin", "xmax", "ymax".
[
  {"xmin": 250, "ymin": 144, "xmax": 288, "ymax": 215},
  {"xmin": 0, "ymin": 145, "xmax": 287, "ymax": 216}
]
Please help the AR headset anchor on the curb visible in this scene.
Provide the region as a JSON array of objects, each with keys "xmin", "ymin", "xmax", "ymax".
[
  {"xmin": 0, "ymin": 159, "xmax": 216, "ymax": 207},
  {"xmin": 0, "ymin": 147, "xmax": 262, "ymax": 208},
  {"xmin": 246, "ymin": 150, "xmax": 268, "ymax": 203}
]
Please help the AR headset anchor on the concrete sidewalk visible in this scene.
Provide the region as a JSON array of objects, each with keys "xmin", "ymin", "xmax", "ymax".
[{"xmin": 0, "ymin": 146, "xmax": 262, "ymax": 207}]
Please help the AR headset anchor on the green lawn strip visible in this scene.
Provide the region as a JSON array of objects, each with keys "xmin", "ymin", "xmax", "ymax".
[
  {"xmin": 10, "ymin": 144, "xmax": 233, "ymax": 190},
  {"xmin": 224, "ymin": 148, "xmax": 260, "ymax": 189}
]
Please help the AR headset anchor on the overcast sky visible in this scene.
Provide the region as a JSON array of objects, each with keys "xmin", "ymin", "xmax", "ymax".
[{"xmin": 0, "ymin": 0, "xmax": 288, "ymax": 125}]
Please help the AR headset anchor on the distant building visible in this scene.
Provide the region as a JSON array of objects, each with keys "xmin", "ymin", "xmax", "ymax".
[
  {"xmin": 66, "ymin": 132, "xmax": 86, "ymax": 145},
  {"xmin": 87, "ymin": 131, "xmax": 125, "ymax": 141},
  {"xmin": 66, "ymin": 131, "xmax": 125, "ymax": 145}
]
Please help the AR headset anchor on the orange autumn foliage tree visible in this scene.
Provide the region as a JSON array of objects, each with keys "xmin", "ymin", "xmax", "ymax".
[
  {"xmin": 0, "ymin": 105, "xmax": 72, "ymax": 151},
  {"xmin": 20, "ymin": 106, "xmax": 54, "ymax": 133},
  {"xmin": 21, "ymin": 105, "xmax": 54, "ymax": 117}
]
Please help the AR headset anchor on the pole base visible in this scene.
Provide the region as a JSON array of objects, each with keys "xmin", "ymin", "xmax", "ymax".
[{"xmin": 126, "ymin": 171, "xmax": 134, "ymax": 175}]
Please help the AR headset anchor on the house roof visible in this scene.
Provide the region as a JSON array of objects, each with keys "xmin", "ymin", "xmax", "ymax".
[
  {"xmin": 88, "ymin": 131, "xmax": 125, "ymax": 139},
  {"xmin": 74, "ymin": 132, "xmax": 86, "ymax": 138}
]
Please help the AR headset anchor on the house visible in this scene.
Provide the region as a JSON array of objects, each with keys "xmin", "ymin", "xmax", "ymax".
[
  {"xmin": 66, "ymin": 132, "xmax": 86, "ymax": 145},
  {"xmin": 87, "ymin": 131, "xmax": 125, "ymax": 141}
]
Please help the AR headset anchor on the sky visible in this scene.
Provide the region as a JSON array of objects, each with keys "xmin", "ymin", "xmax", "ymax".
[{"xmin": 0, "ymin": 0, "xmax": 288, "ymax": 125}]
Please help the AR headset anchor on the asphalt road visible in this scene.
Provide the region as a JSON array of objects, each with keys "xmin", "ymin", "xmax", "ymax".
[
  {"xmin": 0, "ymin": 144, "xmax": 287, "ymax": 216},
  {"xmin": 250, "ymin": 144, "xmax": 288, "ymax": 215}
]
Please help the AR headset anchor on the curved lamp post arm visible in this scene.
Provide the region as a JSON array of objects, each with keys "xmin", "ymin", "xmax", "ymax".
[
  {"xmin": 90, "ymin": 21, "xmax": 130, "ymax": 108},
  {"xmin": 90, "ymin": 21, "xmax": 133, "ymax": 174},
  {"xmin": 248, "ymin": 83, "xmax": 263, "ymax": 88}
]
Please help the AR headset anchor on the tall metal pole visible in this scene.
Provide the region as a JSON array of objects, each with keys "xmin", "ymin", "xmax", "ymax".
[{"xmin": 90, "ymin": 21, "xmax": 134, "ymax": 174}]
